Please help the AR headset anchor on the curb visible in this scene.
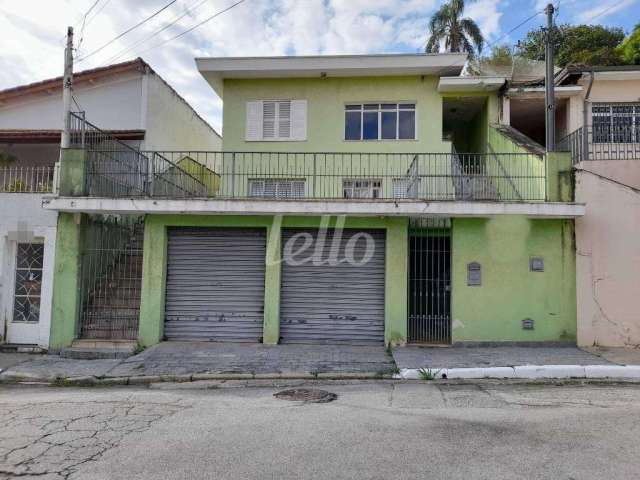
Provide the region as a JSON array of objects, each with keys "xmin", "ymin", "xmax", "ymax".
[
  {"xmin": 0, "ymin": 371, "xmax": 394, "ymax": 386},
  {"xmin": 397, "ymin": 365, "xmax": 640, "ymax": 380}
]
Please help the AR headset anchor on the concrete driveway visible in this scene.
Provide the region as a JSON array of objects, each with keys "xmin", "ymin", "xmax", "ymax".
[{"xmin": 108, "ymin": 341, "xmax": 395, "ymax": 378}]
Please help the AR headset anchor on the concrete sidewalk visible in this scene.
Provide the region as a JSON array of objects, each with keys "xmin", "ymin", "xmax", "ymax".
[
  {"xmin": 0, "ymin": 342, "xmax": 396, "ymax": 384},
  {"xmin": 393, "ymin": 345, "xmax": 640, "ymax": 380},
  {"xmin": 2, "ymin": 342, "xmax": 640, "ymax": 385}
]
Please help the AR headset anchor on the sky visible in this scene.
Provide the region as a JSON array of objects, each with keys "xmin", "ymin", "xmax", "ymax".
[{"xmin": 0, "ymin": 0, "xmax": 638, "ymax": 133}]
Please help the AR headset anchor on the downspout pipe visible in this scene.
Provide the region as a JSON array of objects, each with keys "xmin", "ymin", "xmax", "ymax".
[{"xmin": 583, "ymin": 70, "xmax": 595, "ymax": 161}]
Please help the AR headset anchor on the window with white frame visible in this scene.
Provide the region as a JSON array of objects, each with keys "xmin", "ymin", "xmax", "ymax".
[
  {"xmin": 342, "ymin": 179, "xmax": 382, "ymax": 199},
  {"xmin": 13, "ymin": 243, "xmax": 44, "ymax": 323},
  {"xmin": 246, "ymin": 100, "xmax": 307, "ymax": 141},
  {"xmin": 592, "ymin": 103, "xmax": 640, "ymax": 143},
  {"xmin": 249, "ymin": 179, "xmax": 305, "ymax": 198},
  {"xmin": 345, "ymin": 103, "xmax": 416, "ymax": 141}
]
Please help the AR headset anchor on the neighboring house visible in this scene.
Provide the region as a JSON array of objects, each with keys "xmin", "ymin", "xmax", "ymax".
[
  {"xmin": 44, "ymin": 53, "xmax": 584, "ymax": 352},
  {"xmin": 494, "ymin": 64, "xmax": 640, "ymax": 347},
  {"xmin": 0, "ymin": 58, "xmax": 220, "ymax": 348},
  {"xmin": 555, "ymin": 66, "xmax": 640, "ymax": 348}
]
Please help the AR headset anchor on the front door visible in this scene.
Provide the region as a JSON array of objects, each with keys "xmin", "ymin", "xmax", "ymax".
[
  {"xmin": 408, "ymin": 219, "xmax": 452, "ymax": 344},
  {"xmin": 6, "ymin": 242, "xmax": 44, "ymax": 344}
]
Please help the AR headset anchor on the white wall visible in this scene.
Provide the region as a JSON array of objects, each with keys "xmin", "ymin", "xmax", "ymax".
[
  {"xmin": 0, "ymin": 194, "xmax": 58, "ymax": 347},
  {"xmin": 566, "ymin": 76, "xmax": 640, "ymax": 133},
  {"xmin": 575, "ymin": 161, "xmax": 640, "ymax": 347},
  {"xmin": 0, "ymin": 72, "xmax": 143, "ymax": 130},
  {"xmin": 143, "ymin": 72, "xmax": 221, "ymax": 151}
]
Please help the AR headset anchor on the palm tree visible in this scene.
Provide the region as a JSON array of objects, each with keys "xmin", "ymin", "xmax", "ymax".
[{"xmin": 425, "ymin": 0, "xmax": 484, "ymax": 59}]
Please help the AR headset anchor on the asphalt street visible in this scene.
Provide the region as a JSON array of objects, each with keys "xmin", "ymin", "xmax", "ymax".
[{"xmin": 1, "ymin": 380, "xmax": 639, "ymax": 479}]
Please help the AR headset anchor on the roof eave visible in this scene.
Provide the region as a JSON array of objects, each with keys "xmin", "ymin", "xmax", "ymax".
[{"xmin": 196, "ymin": 53, "xmax": 468, "ymax": 98}]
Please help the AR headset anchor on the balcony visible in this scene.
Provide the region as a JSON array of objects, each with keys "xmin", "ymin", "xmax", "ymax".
[
  {"xmin": 0, "ymin": 166, "xmax": 55, "ymax": 193},
  {"xmin": 46, "ymin": 112, "xmax": 585, "ymax": 218},
  {"xmin": 559, "ymin": 125, "xmax": 640, "ymax": 163},
  {"xmin": 78, "ymin": 149, "xmax": 548, "ymax": 203}
]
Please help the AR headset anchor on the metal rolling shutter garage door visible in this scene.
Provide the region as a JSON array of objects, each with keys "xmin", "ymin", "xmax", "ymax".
[
  {"xmin": 164, "ymin": 228, "xmax": 266, "ymax": 342},
  {"xmin": 280, "ymin": 228, "xmax": 385, "ymax": 344}
]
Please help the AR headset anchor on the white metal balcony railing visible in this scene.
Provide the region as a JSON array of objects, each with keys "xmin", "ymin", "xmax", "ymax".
[{"xmin": 0, "ymin": 166, "xmax": 55, "ymax": 193}]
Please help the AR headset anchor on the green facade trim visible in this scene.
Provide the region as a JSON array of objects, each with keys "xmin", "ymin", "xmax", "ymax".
[
  {"xmin": 450, "ymin": 216, "xmax": 576, "ymax": 343},
  {"xmin": 137, "ymin": 214, "xmax": 409, "ymax": 347},
  {"xmin": 49, "ymin": 213, "xmax": 83, "ymax": 349}
]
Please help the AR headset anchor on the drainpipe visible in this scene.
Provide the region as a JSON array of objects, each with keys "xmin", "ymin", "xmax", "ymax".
[{"xmin": 582, "ymin": 70, "xmax": 595, "ymax": 161}]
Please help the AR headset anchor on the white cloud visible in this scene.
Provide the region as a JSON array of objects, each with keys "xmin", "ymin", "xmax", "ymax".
[
  {"xmin": 574, "ymin": 0, "xmax": 636, "ymax": 24},
  {"xmin": 465, "ymin": 0, "xmax": 502, "ymax": 40},
  {"xmin": 0, "ymin": 0, "xmax": 635, "ymax": 133}
]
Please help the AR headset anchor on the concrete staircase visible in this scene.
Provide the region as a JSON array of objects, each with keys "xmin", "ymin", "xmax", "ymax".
[
  {"xmin": 80, "ymin": 224, "xmax": 143, "ymax": 341},
  {"xmin": 60, "ymin": 339, "xmax": 137, "ymax": 359}
]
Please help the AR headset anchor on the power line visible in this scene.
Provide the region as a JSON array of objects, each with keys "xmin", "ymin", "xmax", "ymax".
[
  {"xmin": 135, "ymin": 0, "xmax": 246, "ymax": 56},
  {"xmin": 480, "ymin": 10, "xmax": 542, "ymax": 54},
  {"xmin": 104, "ymin": 0, "xmax": 212, "ymax": 65},
  {"xmin": 76, "ymin": 0, "xmax": 179, "ymax": 62},
  {"xmin": 583, "ymin": 2, "xmax": 620, "ymax": 23},
  {"xmin": 76, "ymin": 0, "xmax": 102, "ymax": 53}
]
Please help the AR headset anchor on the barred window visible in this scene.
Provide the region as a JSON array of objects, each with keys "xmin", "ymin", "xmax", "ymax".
[
  {"xmin": 249, "ymin": 179, "xmax": 305, "ymax": 198},
  {"xmin": 592, "ymin": 103, "xmax": 640, "ymax": 143},
  {"xmin": 343, "ymin": 179, "xmax": 382, "ymax": 199}
]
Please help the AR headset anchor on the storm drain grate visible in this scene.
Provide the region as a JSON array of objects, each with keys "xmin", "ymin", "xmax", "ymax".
[{"xmin": 274, "ymin": 388, "xmax": 338, "ymax": 403}]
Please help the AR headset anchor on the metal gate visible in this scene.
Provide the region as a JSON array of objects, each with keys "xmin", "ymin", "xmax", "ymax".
[
  {"xmin": 280, "ymin": 228, "xmax": 385, "ymax": 345},
  {"xmin": 408, "ymin": 218, "xmax": 451, "ymax": 344},
  {"xmin": 164, "ymin": 228, "xmax": 266, "ymax": 342},
  {"xmin": 79, "ymin": 216, "xmax": 143, "ymax": 340}
]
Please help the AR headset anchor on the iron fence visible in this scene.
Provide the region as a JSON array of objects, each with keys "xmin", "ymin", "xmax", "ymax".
[
  {"xmin": 0, "ymin": 166, "xmax": 55, "ymax": 193},
  {"xmin": 78, "ymin": 215, "xmax": 143, "ymax": 340},
  {"xmin": 408, "ymin": 218, "xmax": 451, "ymax": 345},
  {"xmin": 69, "ymin": 112, "xmax": 205, "ymax": 197},
  {"xmin": 77, "ymin": 149, "xmax": 546, "ymax": 202},
  {"xmin": 559, "ymin": 125, "xmax": 640, "ymax": 163}
]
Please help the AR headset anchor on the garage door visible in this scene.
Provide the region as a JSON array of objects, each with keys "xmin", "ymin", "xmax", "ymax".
[
  {"xmin": 280, "ymin": 228, "xmax": 385, "ymax": 344},
  {"xmin": 164, "ymin": 228, "xmax": 266, "ymax": 342}
]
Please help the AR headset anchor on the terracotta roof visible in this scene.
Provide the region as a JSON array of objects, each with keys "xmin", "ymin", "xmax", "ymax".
[
  {"xmin": 0, "ymin": 129, "xmax": 145, "ymax": 144},
  {"xmin": 0, "ymin": 59, "xmax": 147, "ymax": 103}
]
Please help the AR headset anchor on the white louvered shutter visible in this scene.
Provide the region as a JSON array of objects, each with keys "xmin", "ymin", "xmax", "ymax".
[
  {"xmin": 277, "ymin": 101, "xmax": 292, "ymax": 139},
  {"xmin": 291, "ymin": 100, "xmax": 307, "ymax": 141},
  {"xmin": 245, "ymin": 101, "xmax": 263, "ymax": 141},
  {"xmin": 262, "ymin": 101, "xmax": 276, "ymax": 139}
]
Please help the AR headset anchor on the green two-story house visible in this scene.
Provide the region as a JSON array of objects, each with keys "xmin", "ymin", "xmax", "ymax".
[{"xmin": 45, "ymin": 53, "xmax": 584, "ymax": 351}]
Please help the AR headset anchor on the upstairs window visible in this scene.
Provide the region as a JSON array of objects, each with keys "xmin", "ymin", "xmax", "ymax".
[
  {"xmin": 345, "ymin": 103, "xmax": 416, "ymax": 141},
  {"xmin": 592, "ymin": 103, "xmax": 640, "ymax": 143},
  {"xmin": 246, "ymin": 100, "xmax": 307, "ymax": 141},
  {"xmin": 343, "ymin": 179, "xmax": 382, "ymax": 199},
  {"xmin": 249, "ymin": 179, "xmax": 305, "ymax": 198}
]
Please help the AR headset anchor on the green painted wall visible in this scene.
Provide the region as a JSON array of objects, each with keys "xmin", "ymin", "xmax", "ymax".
[
  {"xmin": 451, "ymin": 216, "xmax": 576, "ymax": 343},
  {"xmin": 138, "ymin": 214, "xmax": 408, "ymax": 347},
  {"xmin": 49, "ymin": 213, "xmax": 83, "ymax": 349},
  {"xmin": 58, "ymin": 148, "xmax": 86, "ymax": 196},
  {"xmin": 487, "ymin": 126, "xmax": 547, "ymax": 201},
  {"xmin": 222, "ymin": 76, "xmax": 452, "ymax": 153}
]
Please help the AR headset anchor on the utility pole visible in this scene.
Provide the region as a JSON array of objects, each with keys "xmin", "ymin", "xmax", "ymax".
[
  {"xmin": 61, "ymin": 26, "xmax": 74, "ymax": 149},
  {"xmin": 544, "ymin": 3, "xmax": 555, "ymax": 151}
]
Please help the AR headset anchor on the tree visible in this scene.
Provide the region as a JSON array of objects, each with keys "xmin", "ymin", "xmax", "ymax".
[
  {"xmin": 483, "ymin": 45, "xmax": 513, "ymax": 66},
  {"xmin": 516, "ymin": 24, "xmax": 625, "ymax": 67},
  {"xmin": 617, "ymin": 23, "xmax": 640, "ymax": 65},
  {"xmin": 425, "ymin": 0, "xmax": 484, "ymax": 59}
]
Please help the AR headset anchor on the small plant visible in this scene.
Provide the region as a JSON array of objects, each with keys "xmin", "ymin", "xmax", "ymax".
[
  {"xmin": 4, "ymin": 179, "xmax": 27, "ymax": 192},
  {"xmin": 419, "ymin": 367, "xmax": 439, "ymax": 381},
  {"xmin": 133, "ymin": 342, "xmax": 145, "ymax": 355}
]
